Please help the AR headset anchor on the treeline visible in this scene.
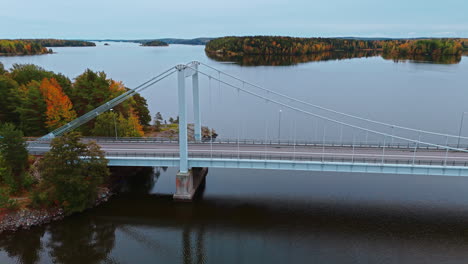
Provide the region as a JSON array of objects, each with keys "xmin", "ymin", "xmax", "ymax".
[
  {"xmin": 131, "ymin": 38, "xmax": 213, "ymax": 45},
  {"xmin": 206, "ymin": 36, "xmax": 387, "ymax": 55},
  {"xmin": 205, "ymin": 36, "xmax": 465, "ymax": 57},
  {"xmin": 383, "ymin": 39, "xmax": 462, "ymax": 56},
  {"xmin": 0, "ymin": 63, "xmax": 150, "ymax": 137},
  {"xmin": 141, "ymin": 40, "xmax": 169, "ymax": 47},
  {"xmin": 21, "ymin": 39, "xmax": 96, "ymax": 47},
  {"xmin": 0, "ymin": 40, "xmax": 51, "ymax": 56}
]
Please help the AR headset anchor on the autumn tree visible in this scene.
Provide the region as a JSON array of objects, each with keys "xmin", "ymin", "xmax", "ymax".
[
  {"xmin": 39, "ymin": 78, "xmax": 77, "ymax": 130},
  {"xmin": 124, "ymin": 111, "xmax": 144, "ymax": 137},
  {"xmin": 0, "ymin": 65, "xmax": 150, "ymax": 137}
]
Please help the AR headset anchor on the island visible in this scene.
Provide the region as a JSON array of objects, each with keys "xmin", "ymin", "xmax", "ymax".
[
  {"xmin": 205, "ymin": 36, "xmax": 467, "ymax": 65},
  {"xmin": 141, "ymin": 40, "xmax": 169, "ymax": 47},
  {"xmin": 155, "ymin": 38, "xmax": 213, "ymax": 45},
  {"xmin": 0, "ymin": 39, "xmax": 97, "ymax": 56},
  {"xmin": 22, "ymin": 39, "xmax": 96, "ymax": 47},
  {"xmin": 0, "ymin": 40, "xmax": 51, "ymax": 56}
]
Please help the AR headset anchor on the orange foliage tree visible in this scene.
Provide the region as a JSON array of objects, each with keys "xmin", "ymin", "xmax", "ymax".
[{"xmin": 39, "ymin": 78, "xmax": 77, "ymax": 130}]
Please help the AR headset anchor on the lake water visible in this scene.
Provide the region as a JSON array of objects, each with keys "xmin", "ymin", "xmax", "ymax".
[{"xmin": 2, "ymin": 42, "xmax": 468, "ymax": 263}]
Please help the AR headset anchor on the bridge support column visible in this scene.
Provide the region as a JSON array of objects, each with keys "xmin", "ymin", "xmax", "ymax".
[
  {"xmin": 192, "ymin": 62, "xmax": 202, "ymax": 142},
  {"xmin": 177, "ymin": 65, "xmax": 189, "ymax": 173},
  {"xmin": 174, "ymin": 167, "xmax": 208, "ymax": 200}
]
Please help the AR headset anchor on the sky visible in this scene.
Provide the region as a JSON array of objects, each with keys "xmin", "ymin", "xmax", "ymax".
[{"xmin": 1, "ymin": 0, "xmax": 467, "ymax": 39}]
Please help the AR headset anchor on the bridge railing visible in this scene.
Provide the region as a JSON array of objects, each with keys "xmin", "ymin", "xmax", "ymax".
[{"xmin": 30, "ymin": 137, "xmax": 468, "ymax": 151}]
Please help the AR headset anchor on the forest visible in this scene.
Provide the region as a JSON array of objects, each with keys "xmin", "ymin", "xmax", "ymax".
[
  {"xmin": 382, "ymin": 39, "xmax": 463, "ymax": 56},
  {"xmin": 0, "ymin": 40, "xmax": 51, "ymax": 56},
  {"xmin": 205, "ymin": 36, "xmax": 465, "ymax": 57},
  {"xmin": 0, "ymin": 39, "xmax": 96, "ymax": 56},
  {"xmin": 0, "ymin": 63, "xmax": 152, "ymax": 217},
  {"xmin": 0, "ymin": 63, "xmax": 151, "ymax": 138},
  {"xmin": 21, "ymin": 39, "xmax": 96, "ymax": 47}
]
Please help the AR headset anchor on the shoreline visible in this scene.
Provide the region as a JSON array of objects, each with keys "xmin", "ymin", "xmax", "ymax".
[{"xmin": 0, "ymin": 187, "xmax": 112, "ymax": 234}]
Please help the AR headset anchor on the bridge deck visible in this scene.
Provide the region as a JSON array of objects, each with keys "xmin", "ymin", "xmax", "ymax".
[{"xmin": 28, "ymin": 140, "xmax": 468, "ymax": 176}]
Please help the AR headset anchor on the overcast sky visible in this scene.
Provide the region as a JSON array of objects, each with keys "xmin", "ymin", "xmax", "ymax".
[{"xmin": 1, "ymin": 0, "xmax": 467, "ymax": 39}]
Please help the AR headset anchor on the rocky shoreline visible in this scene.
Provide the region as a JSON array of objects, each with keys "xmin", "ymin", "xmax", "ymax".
[{"xmin": 0, "ymin": 187, "xmax": 112, "ymax": 234}]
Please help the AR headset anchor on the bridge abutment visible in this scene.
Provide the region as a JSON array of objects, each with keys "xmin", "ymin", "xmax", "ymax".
[{"xmin": 174, "ymin": 167, "xmax": 208, "ymax": 200}]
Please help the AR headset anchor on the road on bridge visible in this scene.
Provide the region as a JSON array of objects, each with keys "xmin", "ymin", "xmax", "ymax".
[{"xmin": 27, "ymin": 140, "xmax": 468, "ymax": 167}]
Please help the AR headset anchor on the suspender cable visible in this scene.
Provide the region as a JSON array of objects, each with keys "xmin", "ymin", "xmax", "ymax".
[
  {"xmin": 382, "ymin": 135, "xmax": 386, "ymax": 164},
  {"xmin": 198, "ymin": 62, "xmax": 468, "ymax": 141},
  {"xmin": 322, "ymin": 121, "xmax": 326, "ymax": 162},
  {"xmin": 209, "ymin": 76, "xmax": 213, "ymax": 159},
  {"xmin": 444, "ymin": 136, "xmax": 449, "ymax": 166},
  {"xmin": 188, "ymin": 66, "xmax": 468, "ymax": 153},
  {"xmin": 390, "ymin": 126, "xmax": 394, "ymax": 145},
  {"xmin": 413, "ymin": 133, "xmax": 421, "ymax": 165},
  {"xmin": 237, "ymin": 86, "xmax": 241, "ymax": 159},
  {"xmin": 264, "ymin": 119, "xmax": 268, "ymax": 161},
  {"xmin": 352, "ymin": 129, "xmax": 356, "ymax": 163},
  {"xmin": 293, "ymin": 117, "xmax": 297, "ymax": 161},
  {"xmin": 339, "ymin": 125, "xmax": 343, "ymax": 144}
]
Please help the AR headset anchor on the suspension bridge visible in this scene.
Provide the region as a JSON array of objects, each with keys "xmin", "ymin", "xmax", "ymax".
[{"xmin": 28, "ymin": 61, "xmax": 468, "ymax": 199}]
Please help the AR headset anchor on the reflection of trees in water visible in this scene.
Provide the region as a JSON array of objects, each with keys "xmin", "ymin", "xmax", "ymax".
[
  {"xmin": 206, "ymin": 50, "xmax": 381, "ymax": 66},
  {"xmin": 0, "ymin": 215, "xmax": 116, "ymax": 264},
  {"xmin": 207, "ymin": 50, "xmax": 463, "ymax": 65},
  {"xmin": 47, "ymin": 216, "xmax": 116, "ymax": 264},
  {"xmin": 381, "ymin": 53, "xmax": 462, "ymax": 64},
  {"xmin": 0, "ymin": 226, "xmax": 45, "ymax": 264}
]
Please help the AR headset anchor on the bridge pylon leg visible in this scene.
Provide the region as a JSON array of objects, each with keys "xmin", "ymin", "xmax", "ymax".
[
  {"xmin": 174, "ymin": 167, "xmax": 208, "ymax": 200},
  {"xmin": 177, "ymin": 65, "xmax": 189, "ymax": 173},
  {"xmin": 192, "ymin": 63, "xmax": 202, "ymax": 142}
]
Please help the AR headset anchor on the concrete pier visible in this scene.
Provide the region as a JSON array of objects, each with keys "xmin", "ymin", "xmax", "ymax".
[{"xmin": 174, "ymin": 167, "xmax": 208, "ymax": 200}]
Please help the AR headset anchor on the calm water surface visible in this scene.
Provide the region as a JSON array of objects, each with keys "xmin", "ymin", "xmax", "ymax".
[{"xmin": 1, "ymin": 43, "xmax": 468, "ymax": 263}]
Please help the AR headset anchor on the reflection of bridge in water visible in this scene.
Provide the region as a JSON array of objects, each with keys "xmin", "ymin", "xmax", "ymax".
[{"xmin": 30, "ymin": 61, "xmax": 468, "ymax": 200}]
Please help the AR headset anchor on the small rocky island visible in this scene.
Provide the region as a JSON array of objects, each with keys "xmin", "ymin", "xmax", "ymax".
[{"xmin": 141, "ymin": 40, "xmax": 169, "ymax": 47}]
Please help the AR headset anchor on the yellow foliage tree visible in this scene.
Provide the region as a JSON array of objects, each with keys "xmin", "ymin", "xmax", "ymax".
[{"xmin": 127, "ymin": 110, "xmax": 144, "ymax": 137}]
